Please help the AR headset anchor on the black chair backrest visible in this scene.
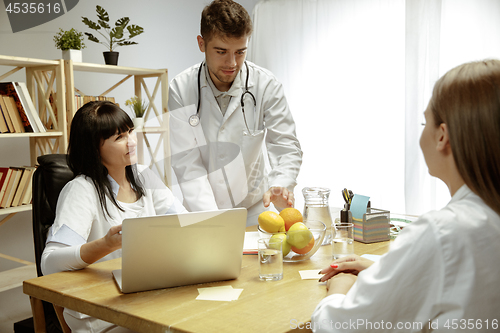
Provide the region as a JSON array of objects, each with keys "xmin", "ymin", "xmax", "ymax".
[{"xmin": 32, "ymin": 154, "xmax": 74, "ymax": 277}]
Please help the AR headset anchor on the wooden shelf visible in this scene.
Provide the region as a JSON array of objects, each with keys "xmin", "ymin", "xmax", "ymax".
[
  {"xmin": 0, "ymin": 55, "xmax": 59, "ymax": 68},
  {"xmin": 0, "ymin": 264, "xmax": 37, "ymax": 293},
  {"xmin": 70, "ymin": 61, "xmax": 167, "ymax": 76},
  {"xmin": 0, "ymin": 131, "xmax": 63, "ymax": 138}
]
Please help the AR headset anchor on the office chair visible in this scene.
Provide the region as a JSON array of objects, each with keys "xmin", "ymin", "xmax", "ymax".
[{"xmin": 31, "ymin": 154, "xmax": 74, "ymax": 333}]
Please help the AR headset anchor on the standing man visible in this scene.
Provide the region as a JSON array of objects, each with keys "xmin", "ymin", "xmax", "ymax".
[{"xmin": 168, "ymin": 0, "xmax": 302, "ymax": 225}]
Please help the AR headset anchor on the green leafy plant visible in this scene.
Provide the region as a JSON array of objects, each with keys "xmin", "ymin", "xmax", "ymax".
[
  {"xmin": 125, "ymin": 96, "xmax": 148, "ymax": 118},
  {"xmin": 53, "ymin": 28, "xmax": 86, "ymax": 50},
  {"xmin": 81, "ymin": 5, "xmax": 144, "ymax": 52}
]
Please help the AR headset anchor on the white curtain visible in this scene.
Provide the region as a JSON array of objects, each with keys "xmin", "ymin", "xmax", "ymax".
[{"xmin": 249, "ymin": 0, "xmax": 500, "ymax": 215}]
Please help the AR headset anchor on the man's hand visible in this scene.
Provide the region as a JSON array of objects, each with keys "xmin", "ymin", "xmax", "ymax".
[{"xmin": 263, "ymin": 187, "xmax": 294, "ymax": 208}]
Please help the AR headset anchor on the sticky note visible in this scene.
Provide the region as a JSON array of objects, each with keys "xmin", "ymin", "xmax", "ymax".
[
  {"xmin": 299, "ymin": 270, "xmax": 323, "ymax": 280},
  {"xmin": 196, "ymin": 286, "xmax": 243, "ymax": 301},
  {"xmin": 350, "ymin": 194, "xmax": 370, "ymax": 220}
]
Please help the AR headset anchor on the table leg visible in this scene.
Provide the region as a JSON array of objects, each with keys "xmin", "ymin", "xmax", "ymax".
[{"xmin": 29, "ymin": 296, "xmax": 46, "ymax": 333}]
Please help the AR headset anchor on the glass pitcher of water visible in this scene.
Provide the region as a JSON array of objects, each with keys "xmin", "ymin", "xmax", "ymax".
[{"xmin": 302, "ymin": 187, "xmax": 334, "ymax": 245}]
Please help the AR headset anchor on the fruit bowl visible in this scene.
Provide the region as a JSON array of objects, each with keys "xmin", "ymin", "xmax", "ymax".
[{"xmin": 258, "ymin": 220, "xmax": 326, "ymax": 262}]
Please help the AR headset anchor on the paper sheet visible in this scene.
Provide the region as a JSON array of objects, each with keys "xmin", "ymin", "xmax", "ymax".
[
  {"xmin": 243, "ymin": 231, "xmax": 260, "ymax": 250},
  {"xmin": 350, "ymin": 194, "xmax": 371, "ymax": 220},
  {"xmin": 299, "ymin": 270, "xmax": 323, "ymax": 280},
  {"xmin": 196, "ymin": 286, "xmax": 243, "ymax": 301}
]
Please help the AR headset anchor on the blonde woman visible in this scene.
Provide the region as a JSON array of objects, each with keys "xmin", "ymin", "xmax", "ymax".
[{"xmin": 313, "ymin": 60, "xmax": 500, "ymax": 332}]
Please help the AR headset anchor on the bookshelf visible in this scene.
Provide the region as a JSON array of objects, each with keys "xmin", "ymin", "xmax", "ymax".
[
  {"xmin": 64, "ymin": 60, "xmax": 171, "ymax": 187},
  {"xmin": 0, "ymin": 55, "xmax": 66, "ymax": 293},
  {"xmin": 0, "ymin": 56, "xmax": 171, "ymax": 294}
]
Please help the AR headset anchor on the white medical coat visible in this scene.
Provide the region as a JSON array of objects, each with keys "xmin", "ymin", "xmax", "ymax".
[
  {"xmin": 168, "ymin": 61, "xmax": 302, "ymax": 216},
  {"xmin": 311, "ymin": 185, "xmax": 500, "ymax": 332}
]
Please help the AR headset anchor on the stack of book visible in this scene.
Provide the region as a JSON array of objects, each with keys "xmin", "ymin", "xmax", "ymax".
[
  {"xmin": 0, "ymin": 82, "xmax": 46, "ymax": 133},
  {"xmin": 74, "ymin": 95, "xmax": 116, "ymax": 110},
  {"xmin": 0, "ymin": 166, "xmax": 35, "ymax": 209}
]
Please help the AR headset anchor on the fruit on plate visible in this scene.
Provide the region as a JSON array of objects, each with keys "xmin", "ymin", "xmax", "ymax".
[
  {"xmin": 279, "ymin": 207, "xmax": 303, "ymax": 231},
  {"xmin": 286, "ymin": 222, "xmax": 313, "ymax": 249},
  {"xmin": 258, "ymin": 211, "xmax": 285, "ymax": 233},
  {"xmin": 269, "ymin": 233, "xmax": 291, "ymax": 257},
  {"xmin": 291, "ymin": 237, "xmax": 314, "ymax": 254}
]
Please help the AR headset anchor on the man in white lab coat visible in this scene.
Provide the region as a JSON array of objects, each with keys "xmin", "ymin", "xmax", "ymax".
[{"xmin": 168, "ymin": 0, "xmax": 302, "ymax": 225}]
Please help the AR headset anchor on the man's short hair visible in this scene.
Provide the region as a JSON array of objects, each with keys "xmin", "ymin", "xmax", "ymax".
[{"xmin": 201, "ymin": 0, "xmax": 253, "ymax": 42}]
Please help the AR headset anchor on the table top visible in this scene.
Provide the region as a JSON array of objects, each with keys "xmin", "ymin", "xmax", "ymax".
[{"xmin": 23, "ymin": 233, "xmax": 391, "ymax": 333}]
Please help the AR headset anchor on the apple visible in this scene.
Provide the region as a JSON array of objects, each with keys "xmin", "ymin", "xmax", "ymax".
[
  {"xmin": 269, "ymin": 233, "xmax": 291, "ymax": 257},
  {"xmin": 286, "ymin": 222, "xmax": 313, "ymax": 249}
]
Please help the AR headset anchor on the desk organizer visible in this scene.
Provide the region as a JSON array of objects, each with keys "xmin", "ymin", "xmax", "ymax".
[{"xmin": 353, "ymin": 208, "xmax": 390, "ymax": 243}]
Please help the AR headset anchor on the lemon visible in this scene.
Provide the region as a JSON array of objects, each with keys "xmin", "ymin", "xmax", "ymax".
[{"xmin": 258, "ymin": 211, "xmax": 285, "ymax": 233}]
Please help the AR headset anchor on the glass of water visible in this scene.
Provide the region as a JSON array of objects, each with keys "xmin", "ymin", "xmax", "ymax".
[
  {"xmin": 332, "ymin": 223, "xmax": 354, "ymax": 259},
  {"xmin": 258, "ymin": 238, "xmax": 283, "ymax": 281}
]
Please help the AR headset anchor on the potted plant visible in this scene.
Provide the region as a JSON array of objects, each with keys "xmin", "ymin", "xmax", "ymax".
[
  {"xmin": 53, "ymin": 28, "xmax": 86, "ymax": 62},
  {"xmin": 82, "ymin": 5, "xmax": 144, "ymax": 66},
  {"xmin": 125, "ymin": 96, "xmax": 148, "ymax": 129}
]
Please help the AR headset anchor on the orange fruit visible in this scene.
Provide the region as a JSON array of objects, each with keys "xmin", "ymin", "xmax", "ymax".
[
  {"xmin": 258, "ymin": 211, "xmax": 285, "ymax": 233},
  {"xmin": 280, "ymin": 208, "xmax": 303, "ymax": 231},
  {"xmin": 291, "ymin": 237, "xmax": 315, "ymax": 254}
]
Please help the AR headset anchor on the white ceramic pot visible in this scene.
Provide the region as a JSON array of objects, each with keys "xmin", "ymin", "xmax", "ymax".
[
  {"xmin": 62, "ymin": 49, "xmax": 82, "ymax": 62},
  {"xmin": 133, "ymin": 117, "xmax": 144, "ymax": 129}
]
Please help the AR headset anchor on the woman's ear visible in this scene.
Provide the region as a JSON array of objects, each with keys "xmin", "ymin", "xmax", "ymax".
[{"xmin": 436, "ymin": 123, "xmax": 451, "ymax": 154}]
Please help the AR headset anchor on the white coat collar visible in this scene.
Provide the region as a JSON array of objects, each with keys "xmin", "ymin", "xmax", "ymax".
[
  {"xmin": 107, "ymin": 174, "xmax": 120, "ymax": 197},
  {"xmin": 449, "ymin": 184, "xmax": 472, "ymax": 203}
]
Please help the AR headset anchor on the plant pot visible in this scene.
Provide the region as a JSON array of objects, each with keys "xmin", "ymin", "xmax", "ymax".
[
  {"xmin": 103, "ymin": 51, "xmax": 119, "ymax": 66},
  {"xmin": 132, "ymin": 117, "xmax": 144, "ymax": 129},
  {"xmin": 62, "ymin": 49, "xmax": 82, "ymax": 62}
]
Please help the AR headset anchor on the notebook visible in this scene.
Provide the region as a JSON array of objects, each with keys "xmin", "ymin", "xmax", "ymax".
[{"xmin": 112, "ymin": 207, "xmax": 247, "ymax": 293}]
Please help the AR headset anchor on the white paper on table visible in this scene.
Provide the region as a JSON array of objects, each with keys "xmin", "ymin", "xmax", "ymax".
[
  {"xmin": 299, "ymin": 270, "xmax": 323, "ymax": 280},
  {"xmin": 196, "ymin": 286, "xmax": 244, "ymax": 301},
  {"xmin": 243, "ymin": 231, "xmax": 260, "ymax": 250}
]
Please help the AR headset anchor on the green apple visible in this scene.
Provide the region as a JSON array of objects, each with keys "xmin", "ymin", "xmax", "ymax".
[
  {"xmin": 269, "ymin": 233, "xmax": 291, "ymax": 257},
  {"xmin": 286, "ymin": 222, "xmax": 313, "ymax": 249}
]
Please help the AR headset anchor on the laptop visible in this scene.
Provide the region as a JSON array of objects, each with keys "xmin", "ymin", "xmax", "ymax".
[{"xmin": 112, "ymin": 207, "xmax": 247, "ymax": 293}]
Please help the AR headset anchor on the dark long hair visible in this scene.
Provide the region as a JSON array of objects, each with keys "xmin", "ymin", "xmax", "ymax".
[
  {"xmin": 429, "ymin": 59, "xmax": 500, "ymax": 216},
  {"xmin": 67, "ymin": 101, "xmax": 146, "ymax": 218}
]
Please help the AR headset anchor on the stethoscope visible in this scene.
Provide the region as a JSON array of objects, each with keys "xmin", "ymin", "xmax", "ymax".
[{"xmin": 189, "ymin": 61, "xmax": 257, "ymax": 134}]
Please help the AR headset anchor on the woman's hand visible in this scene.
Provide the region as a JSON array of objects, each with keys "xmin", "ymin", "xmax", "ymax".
[
  {"xmin": 104, "ymin": 225, "xmax": 123, "ymax": 252},
  {"xmin": 325, "ymin": 273, "xmax": 358, "ymax": 296},
  {"xmin": 80, "ymin": 225, "xmax": 122, "ymax": 265},
  {"xmin": 318, "ymin": 254, "xmax": 374, "ymax": 282}
]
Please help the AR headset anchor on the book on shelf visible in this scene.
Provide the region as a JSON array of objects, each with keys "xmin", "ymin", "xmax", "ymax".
[
  {"xmin": 1, "ymin": 96, "xmax": 24, "ymax": 133},
  {"xmin": 0, "ymin": 96, "xmax": 15, "ymax": 132},
  {"xmin": 20, "ymin": 167, "xmax": 35, "ymax": 205},
  {"xmin": 0, "ymin": 166, "xmax": 35, "ymax": 208},
  {"xmin": 0, "ymin": 101, "xmax": 9, "ymax": 133},
  {"xmin": 11, "ymin": 166, "xmax": 33, "ymax": 207},
  {"xmin": 0, "ymin": 82, "xmax": 46, "ymax": 133},
  {"xmin": 0, "ymin": 167, "xmax": 21, "ymax": 208},
  {"xmin": 0, "ymin": 168, "xmax": 13, "ymax": 206},
  {"xmin": 74, "ymin": 95, "xmax": 116, "ymax": 110},
  {"xmin": 15, "ymin": 82, "xmax": 45, "ymax": 132}
]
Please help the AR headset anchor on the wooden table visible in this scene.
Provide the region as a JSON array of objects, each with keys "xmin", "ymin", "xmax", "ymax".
[{"xmin": 23, "ymin": 231, "xmax": 391, "ymax": 333}]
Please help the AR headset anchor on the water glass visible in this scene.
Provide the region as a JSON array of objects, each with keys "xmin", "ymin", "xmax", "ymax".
[
  {"xmin": 332, "ymin": 223, "xmax": 354, "ymax": 259},
  {"xmin": 258, "ymin": 238, "xmax": 283, "ymax": 281}
]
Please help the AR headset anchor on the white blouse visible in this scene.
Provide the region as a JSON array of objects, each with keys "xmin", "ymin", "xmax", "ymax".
[{"xmin": 311, "ymin": 185, "xmax": 500, "ymax": 332}]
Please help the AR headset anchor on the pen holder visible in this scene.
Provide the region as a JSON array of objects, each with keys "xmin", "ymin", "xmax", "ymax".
[{"xmin": 352, "ymin": 208, "xmax": 390, "ymax": 243}]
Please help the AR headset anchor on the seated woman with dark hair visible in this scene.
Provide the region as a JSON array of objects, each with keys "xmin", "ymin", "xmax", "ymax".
[
  {"xmin": 41, "ymin": 101, "xmax": 186, "ymax": 333},
  {"xmin": 313, "ymin": 59, "xmax": 500, "ymax": 332}
]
